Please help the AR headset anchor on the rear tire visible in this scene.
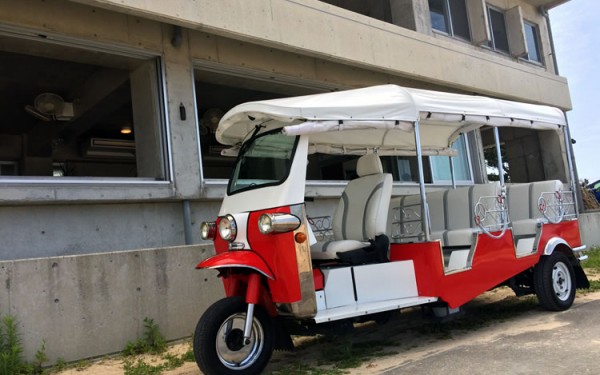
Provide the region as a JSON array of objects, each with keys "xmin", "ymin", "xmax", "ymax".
[
  {"xmin": 194, "ymin": 296, "xmax": 274, "ymax": 375},
  {"xmin": 534, "ymin": 252, "xmax": 576, "ymax": 311}
]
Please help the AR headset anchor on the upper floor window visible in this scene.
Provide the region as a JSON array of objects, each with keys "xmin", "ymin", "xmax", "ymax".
[
  {"xmin": 524, "ymin": 21, "xmax": 542, "ymax": 63},
  {"xmin": 487, "ymin": 7, "xmax": 510, "ymax": 53},
  {"xmin": 429, "ymin": 0, "xmax": 471, "ymax": 41}
]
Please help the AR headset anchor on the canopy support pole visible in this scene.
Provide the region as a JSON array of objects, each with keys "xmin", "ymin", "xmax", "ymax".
[
  {"xmin": 449, "ymin": 156, "xmax": 456, "ymax": 189},
  {"xmin": 414, "ymin": 121, "xmax": 430, "ymax": 242},
  {"xmin": 493, "ymin": 127, "xmax": 505, "ymax": 186},
  {"xmin": 563, "ymin": 125, "xmax": 580, "ymax": 215}
]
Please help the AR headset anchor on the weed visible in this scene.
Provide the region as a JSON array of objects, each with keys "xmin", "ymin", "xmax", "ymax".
[
  {"xmin": 583, "ymin": 247, "xmax": 600, "ymax": 271},
  {"xmin": 123, "ymin": 358, "xmax": 163, "ymax": 375},
  {"xmin": 181, "ymin": 348, "xmax": 195, "ymax": 362},
  {"xmin": 0, "ymin": 315, "xmax": 24, "ymax": 375},
  {"xmin": 123, "ymin": 318, "xmax": 166, "ymax": 356}
]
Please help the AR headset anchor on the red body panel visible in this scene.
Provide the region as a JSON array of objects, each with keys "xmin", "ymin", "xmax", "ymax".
[
  {"xmin": 390, "ymin": 221, "xmax": 581, "ymax": 308},
  {"xmin": 199, "ymin": 205, "xmax": 304, "ymax": 305},
  {"xmin": 196, "ymin": 251, "xmax": 274, "ymax": 279},
  {"xmin": 247, "ymin": 206, "xmax": 303, "ymax": 304}
]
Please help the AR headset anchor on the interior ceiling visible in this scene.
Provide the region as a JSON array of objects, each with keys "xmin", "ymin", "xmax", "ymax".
[{"xmin": 0, "ymin": 34, "xmax": 140, "ymax": 138}]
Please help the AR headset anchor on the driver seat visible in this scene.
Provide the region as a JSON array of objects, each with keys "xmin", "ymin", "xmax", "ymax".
[{"xmin": 311, "ymin": 154, "xmax": 392, "ymax": 263}]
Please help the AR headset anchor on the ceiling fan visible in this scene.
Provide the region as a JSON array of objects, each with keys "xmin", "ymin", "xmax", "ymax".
[{"xmin": 25, "ymin": 93, "xmax": 74, "ymax": 122}]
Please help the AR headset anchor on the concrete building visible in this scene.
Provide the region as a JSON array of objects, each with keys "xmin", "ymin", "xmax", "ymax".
[{"xmin": 0, "ymin": 0, "xmax": 584, "ymax": 363}]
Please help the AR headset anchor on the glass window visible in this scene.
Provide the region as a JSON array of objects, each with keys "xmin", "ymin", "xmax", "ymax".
[
  {"xmin": 430, "ymin": 135, "xmax": 472, "ymax": 183},
  {"xmin": 487, "ymin": 7, "xmax": 510, "ymax": 53},
  {"xmin": 429, "ymin": 0, "xmax": 471, "ymax": 41},
  {"xmin": 0, "ymin": 33, "xmax": 167, "ymax": 180},
  {"xmin": 524, "ymin": 21, "xmax": 542, "ymax": 63},
  {"xmin": 228, "ymin": 131, "xmax": 298, "ymax": 195}
]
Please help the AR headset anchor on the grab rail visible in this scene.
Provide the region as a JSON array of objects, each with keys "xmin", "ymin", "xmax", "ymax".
[
  {"xmin": 538, "ymin": 190, "xmax": 576, "ymax": 224},
  {"xmin": 474, "ymin": 194, "xmax": 509, "ymax": 239}
]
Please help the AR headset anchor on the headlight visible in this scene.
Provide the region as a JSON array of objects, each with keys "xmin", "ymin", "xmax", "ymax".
[
  {"xmin": 218, "ymin": 214, "xmax": 237, "ymax": 242},
  {"xmin": 258, "ymin": 213, "xmax": 301, "ymax": 234},
  {"xmin": 200, "ymin": 221, "xmax": 216, "ymax": 240}
]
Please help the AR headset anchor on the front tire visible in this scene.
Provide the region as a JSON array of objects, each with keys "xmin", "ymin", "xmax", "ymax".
[
  {"xmin": 194, "ymin": 296, "xmax": 274, "ymax": 375},
  {"xmin": 534, "ymin": 252, "xmax": 576, "ymax": 311}
]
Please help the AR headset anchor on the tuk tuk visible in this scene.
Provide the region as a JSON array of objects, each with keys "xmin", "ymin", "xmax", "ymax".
[{"xmin": 193, "ymin": 85, "xmax": 589, "ymax": 375}]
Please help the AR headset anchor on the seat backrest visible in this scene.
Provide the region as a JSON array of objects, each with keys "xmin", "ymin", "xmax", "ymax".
[
  {"xmin": 445, "ymin": 187, "xmax": 470, "ymax": 231},
  {"xmin": 507, "ymin": 183, "xmax": 531, "ymax": 222},
  {"xmin": 426, "ymin": 191, "xmax": 446, "ymax": 233},
  {"xmin": 530, "ymin": 180, "xmax": 563, "ymax": 219},
  {"xmin": 332, "ymin": 154, "xmax": 393, "ymax": 241}
]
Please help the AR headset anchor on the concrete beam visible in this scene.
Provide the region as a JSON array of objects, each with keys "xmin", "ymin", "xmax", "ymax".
[{"xmin": 69, "ymin": 0, "xmax": 572, "ymax": 109}]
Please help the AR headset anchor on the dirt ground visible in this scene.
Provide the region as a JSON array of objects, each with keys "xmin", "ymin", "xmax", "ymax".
[{"xmin": 53, "ymin": 278, "xmax": 600, "ymax": 375}]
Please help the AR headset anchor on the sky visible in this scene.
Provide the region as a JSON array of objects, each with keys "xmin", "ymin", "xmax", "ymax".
[{"xmin": 550, "ymin": 0, "xmax": 600, "ymax": 183}]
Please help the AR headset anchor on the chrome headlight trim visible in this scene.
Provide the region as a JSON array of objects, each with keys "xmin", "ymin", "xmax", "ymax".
[
  {"xmin": 200, "ymin": 221, "xmax": 216, "ymax": 240},
  {"xmin": 258, "ymin": 213, "xmax": 301, "ymax": 234},
  {"xmin": 218, "ymin": 214, "xmax": 237, "ymax": 242}
]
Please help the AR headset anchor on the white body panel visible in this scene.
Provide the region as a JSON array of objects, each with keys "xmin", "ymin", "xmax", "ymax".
[
  {"xmin": 322, "ymin": 267, "xmax": 355, "ymax": 309},
  {"xmin": 353, "ymin": 261, "xmax": 418, "ymax": 303},
  {"xmin": 219, "ymin": 136, "xmax": 309, "ymax": 215},
  {"xmin": 317, "ymin": 260, "xmax": 425, "ymax": 322}
]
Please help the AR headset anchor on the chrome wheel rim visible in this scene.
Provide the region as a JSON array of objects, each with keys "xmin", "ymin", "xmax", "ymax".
[
  {"xmin": 215, "ymin": 312, "xmax": 264, "ymax": 370},
  {"xmin": 552, "ymin": 261, "xmax": 572, "ymax": 302}
]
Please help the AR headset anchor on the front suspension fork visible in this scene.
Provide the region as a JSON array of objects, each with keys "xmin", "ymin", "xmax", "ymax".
[{"xmin": 243, "ymin": 272, "xmax": 262, "ymax": 344}]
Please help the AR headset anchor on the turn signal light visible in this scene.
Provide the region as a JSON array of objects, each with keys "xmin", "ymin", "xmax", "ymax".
[{"xmin": 295, "ymin": 232, "xmax": 307, "ymax": 243}]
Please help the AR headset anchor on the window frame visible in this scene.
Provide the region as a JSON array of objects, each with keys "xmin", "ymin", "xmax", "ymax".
[
  {"xmin": 486, "ymin": 5, "xmax": 510, "ymax": 54},
  {"xmin": 0, "ymin": 26, "xmax": 173, "ymax": 186},
  {"xmin": 522, "ymin": 20, "xmax": 544, "ymax": 65},
  {"xmin": 429, "ymin": 134, "xmax": 474, "ymax": 185},
  {"xmin": 429, "ymin": 0, "xmax": 472, "ymax": 42}
]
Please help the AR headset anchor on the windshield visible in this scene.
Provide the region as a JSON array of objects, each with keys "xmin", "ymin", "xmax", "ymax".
[{"xmin": 227, "ymin": 131, "xmax": 299, "ymax": 195}]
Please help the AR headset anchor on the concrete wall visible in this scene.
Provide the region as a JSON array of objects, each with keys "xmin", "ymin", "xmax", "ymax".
[
  {"xmin": 578, "ymin": 211, "xmax": 600, "ymax": 248},
  {"xmin": 72, "ymin": 0, "xmax": 572, "ymax": 109},
  {"xmin": 0, "ymin": 245, "xmax": 223, "ymax": 363}
]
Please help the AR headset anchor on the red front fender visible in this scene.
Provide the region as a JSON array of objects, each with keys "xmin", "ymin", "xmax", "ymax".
[{"xmin": 196, "ymin": 251, "xmax": 275, "ymax": 280}]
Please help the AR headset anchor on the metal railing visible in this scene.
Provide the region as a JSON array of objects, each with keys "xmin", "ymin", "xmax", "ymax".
[{"xmin": 538, "ymin": 190, "xmax": 576, "ymax": 224}]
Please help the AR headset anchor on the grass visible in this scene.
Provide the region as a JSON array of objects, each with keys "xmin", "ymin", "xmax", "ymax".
[{"xmin": 582, "ymin": 247, "xmax": 600, "ymax": 270}]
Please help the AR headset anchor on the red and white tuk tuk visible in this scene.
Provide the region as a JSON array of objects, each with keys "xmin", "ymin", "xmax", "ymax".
[{"xmin": 193, "ymin": 85, "xmax": 589, "ymax": 375}]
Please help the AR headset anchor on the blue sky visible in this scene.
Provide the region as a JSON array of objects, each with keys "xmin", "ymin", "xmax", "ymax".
[{"xmin": 550, "ymin": 0, "xmax": 600, "ymax": 182}]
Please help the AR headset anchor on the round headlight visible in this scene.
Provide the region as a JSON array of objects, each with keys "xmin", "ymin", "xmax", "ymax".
[
  {"xmin": 200, "ymin": 221, "xmax": 216, "ymax": 240},
  {"xmin": 218, "ymin": 214, "xmax": 237, "ymax": 242},
  {"xmin": 258, "ymin": 214, "xmax": 274, "ymax": 234}
]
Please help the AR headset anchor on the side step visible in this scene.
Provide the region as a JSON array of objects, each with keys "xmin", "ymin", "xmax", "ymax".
[{"xmin": 313, "ymin": 296, "xmax": 437, "ymax": 324}]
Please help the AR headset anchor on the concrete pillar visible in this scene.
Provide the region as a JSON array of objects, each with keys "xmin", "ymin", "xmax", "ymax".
[
  {"xmin": 389, "ymin": 0, "xmax": 432, "ymax": 34},
  {"xmin": 161, "ymin": 25, "xmax": 202, "ymax": 197}
]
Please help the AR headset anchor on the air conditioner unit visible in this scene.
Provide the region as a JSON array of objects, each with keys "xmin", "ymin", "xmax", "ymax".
[{"xmin": 83, "ymin": 138, "xmax": 136, "ymax": 159}]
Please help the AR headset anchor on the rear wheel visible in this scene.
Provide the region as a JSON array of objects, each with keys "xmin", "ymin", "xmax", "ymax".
[
  {"xmin": 194, "ymin": 296, "xmax": 274, "ymax": 375},
  {"xmin": 534, "ymin": 252, "xmax": 576, "ymax": 311}
]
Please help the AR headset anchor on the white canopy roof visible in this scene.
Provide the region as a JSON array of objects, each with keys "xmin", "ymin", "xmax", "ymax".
[{"xmin": 216, "ymin": 85, "xmax": 566, "ymax": 156}]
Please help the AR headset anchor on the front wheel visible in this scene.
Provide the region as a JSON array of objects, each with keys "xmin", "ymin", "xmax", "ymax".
[
  {"xmin": 194, "ymin": 296, "xmax": 274, "ymax": 375},
  {"xmin": 534, "ymin": 252, "xmax": 576, "ymax": 311}
]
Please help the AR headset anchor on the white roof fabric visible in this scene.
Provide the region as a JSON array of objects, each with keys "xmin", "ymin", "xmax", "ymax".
[{"xmin": 216, "ymin": 85, "xmax": 566, "ymax": 155}]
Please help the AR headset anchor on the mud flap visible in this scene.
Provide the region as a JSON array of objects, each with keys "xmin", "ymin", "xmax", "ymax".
[
  {"xmin": 273, "ymin": 317, "xmax": 294, "ymax": 351},
  {"xmin": 573, "ymin": 265, "xmax": 590, "ymax": 289}
]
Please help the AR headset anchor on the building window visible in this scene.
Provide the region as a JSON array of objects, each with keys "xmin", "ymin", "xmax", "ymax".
[
  {"xmin": 0, "ymin": 32, "xmax": 168, "ymax": 181},
  {"xmin": 430, "ymin": 135, "xmax": 473, "ymax": 184},
  {"xmin": 524, "ymin": 21, "xmax": 542, "ymax": 63},
  {"xmin": 487, "ymin": 7, "xmax": 510, "ymax": 53},
  {"xmin": 429, "ymin": 0, "xmax": 471, "ymax": 41}
]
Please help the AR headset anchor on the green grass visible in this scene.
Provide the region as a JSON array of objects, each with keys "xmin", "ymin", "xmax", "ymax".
[{"xmin": 583, "ymin": 247, "xmax": 600, "ymax": 271}]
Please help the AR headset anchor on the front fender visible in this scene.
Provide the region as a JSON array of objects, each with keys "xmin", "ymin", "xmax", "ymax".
[{"xmin": 196, "ymin": 251, "xmax": 275, "ymax": 280}]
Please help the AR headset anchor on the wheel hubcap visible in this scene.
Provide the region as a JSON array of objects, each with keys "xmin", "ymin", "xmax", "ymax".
[
  {"xmin": 552, "ymin": 261, "xmax": 572, "ymax": 302},
  {"xmin": 215, "ymin": 312, "xmax": 264, "ymax": 370}
]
